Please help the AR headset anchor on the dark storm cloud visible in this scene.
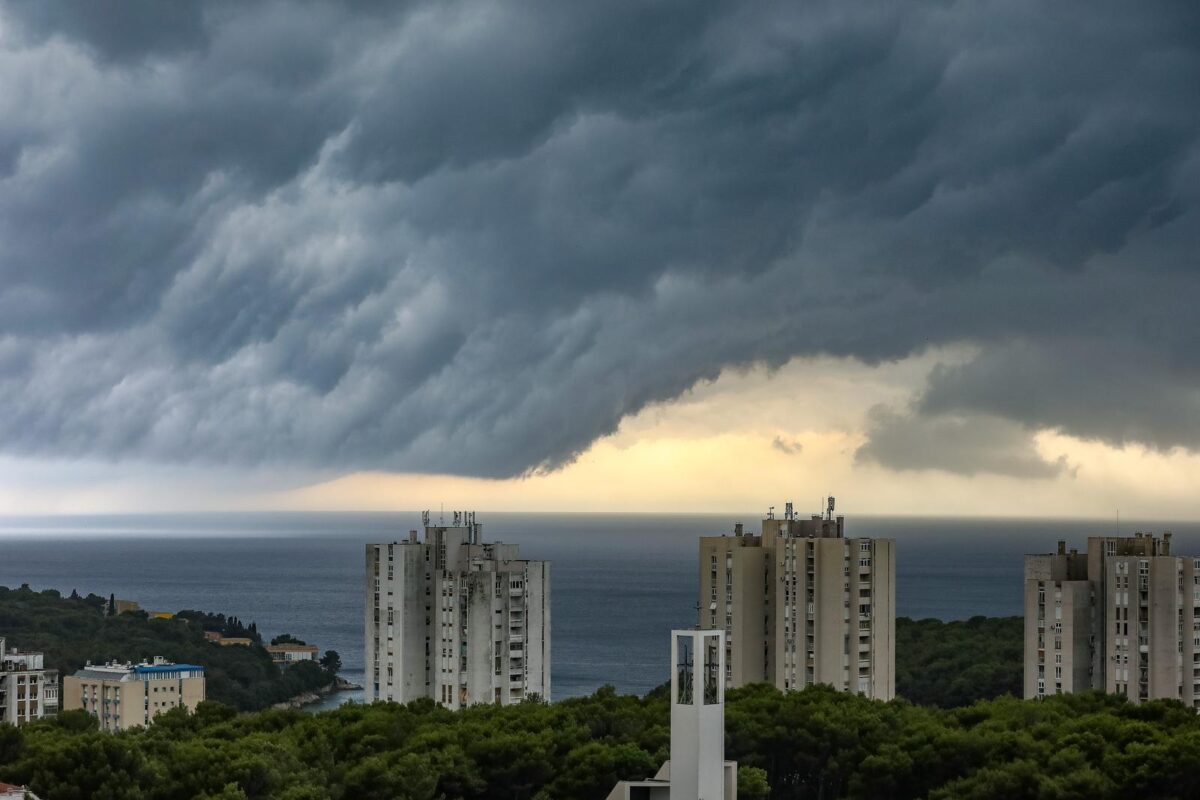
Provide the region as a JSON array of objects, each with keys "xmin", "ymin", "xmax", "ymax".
[
  {"xmin": 5, "ymin": 0, "xmax": 211, "ymax": 61},
  {"xmin": 0, "ymin": 0, "xmax": 1198, "ymax": 477},
  {"xmin": 855, "ymin": 406, "xmax": 1070, "ymax": 479}
]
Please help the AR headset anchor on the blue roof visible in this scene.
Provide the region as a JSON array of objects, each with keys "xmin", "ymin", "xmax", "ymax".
[{"xmin": 134, "ymin": 663, "xmax": 204, "ymax": 674}]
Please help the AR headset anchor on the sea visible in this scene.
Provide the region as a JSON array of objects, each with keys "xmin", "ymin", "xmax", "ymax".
[{"xmin": 2, "ymin": 512, "xmax": 1198, "ymax": 708}]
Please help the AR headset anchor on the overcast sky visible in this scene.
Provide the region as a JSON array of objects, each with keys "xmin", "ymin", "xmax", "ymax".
[{"xmin": 1, "ymin": 1, "xmax": 1198, "ymax": 518}]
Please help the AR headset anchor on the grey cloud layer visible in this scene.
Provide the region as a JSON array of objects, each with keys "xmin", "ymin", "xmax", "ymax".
[{"xmin": 0, "ymin": 0, "xmax": 1197, "ymax": 477}]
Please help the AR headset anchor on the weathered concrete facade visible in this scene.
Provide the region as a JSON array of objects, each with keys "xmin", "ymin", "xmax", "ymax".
[
  {"xmin": 365, "ymin": 513, "xmax": 550, "ymax": 709},
  {"xmin": 0, "ymin": 638, "xmax": 59, "ymax": 726},
  {"xmin": 698, "ymin": 503, "xmax": 896, "ymax": 700},
  {"xmin": 1025, "ymin": 533, "xmax": 1200, "ymax": 706}
]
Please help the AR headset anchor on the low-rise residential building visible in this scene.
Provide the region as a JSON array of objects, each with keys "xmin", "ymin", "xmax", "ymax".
[
  {"xmin": 0, "ymin": 781, "xmax": 43, "ymax": 800},
  {"xmin": 267, "ymin": 643, "xmax": 320, "ymax": 666},
  {"xmin": 216, "ymin": 637, "xmax": 253, "ymax": 647},
  {"xmin": 63, "ymin": 657, "xmax": 205, "ymax": 732},
  {"xmin": 0, "ymin": 637, "xmax": 59, "ymax": 726},
  {"xmin": 114, "ymin": 599, "xmax": 142, "ymax": 615}
]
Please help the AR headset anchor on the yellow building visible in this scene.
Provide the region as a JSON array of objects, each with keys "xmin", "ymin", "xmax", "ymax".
[
  {"xmin": 113, "ymin": 599, "xmax": 142, "ymax": 615},
  {"xmin": 63, "ymin": 658, "xmax": 205, "ymax": 732}
]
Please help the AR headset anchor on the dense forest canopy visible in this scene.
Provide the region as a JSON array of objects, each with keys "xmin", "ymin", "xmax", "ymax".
[
  {"xmin": 3, "ymin": 686, "xmax": 1200, "ymax": 799},
  {"xmin": 0, "ymin": 585, "xmax": 336, "ymax": 711},
  {"xmin": 896, "ymin": 615, "xmax": 1023, "ymax": 707}
]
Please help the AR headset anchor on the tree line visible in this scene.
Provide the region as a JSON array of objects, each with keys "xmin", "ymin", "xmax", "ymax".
[
  {"xmin": 3, "ymin": 685, "xmax": 1200, "ymax": 799},
  {"xmin": 0, "ymin": 585, "xmax": 338, "ymax": 711}
]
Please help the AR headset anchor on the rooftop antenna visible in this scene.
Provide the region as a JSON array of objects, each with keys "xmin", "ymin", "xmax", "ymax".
[
  {"xmin": 767, "ymin": 505, "xmax": 775, "ymax": 520},
  {"xmin": 826, "ymin": 496, "xmax": 836, "ymax": 521},
  {"xmin": 440, "ymin": 503, "xmax": 444, "ymax": 525}
]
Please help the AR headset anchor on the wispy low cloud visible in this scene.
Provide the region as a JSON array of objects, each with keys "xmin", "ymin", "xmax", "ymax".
[
  {"xmin": 772, "ymin": 436, "xmax": 803, "ymax": 456},
  {"xmin": 0, "ymin": 0, "xmax": 1196, "ymax": 478}
]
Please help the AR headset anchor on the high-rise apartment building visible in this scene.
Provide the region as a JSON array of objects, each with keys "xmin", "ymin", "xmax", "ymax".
[
  {"xmin": 365, "ymin": 512, "xmax": 550, "ymax": 709},
  {"xmin": 1025, "ymin": 532, "xmax": 1200, "ymax": 706},
  {"xmin": 698, "ymin": 500, "xmax": 895, "ymax": 700},
  {"xmin": 62, "ymin": 657, "xmax": 205, "ymax": 731},
  {"xmin": 0, "ymin": 637, "xmax": 59, "ymax": 726}
]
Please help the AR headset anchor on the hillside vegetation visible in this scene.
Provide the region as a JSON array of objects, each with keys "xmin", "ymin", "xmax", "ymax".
[
  {"xmin": 2, "ymin": 685, "xmax": 1198, "ymax": 800},
  {"xmin": 0, "ymin": 585, "xmax": 337, "ymax": 711},
  {"xmin": 896, "ymin": 615, "xmax": 1023, "ymax": 706}
]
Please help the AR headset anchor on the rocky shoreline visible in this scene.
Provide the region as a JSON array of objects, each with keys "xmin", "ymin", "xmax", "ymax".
[{"xmin": 274, "ymin": 675, "xmax": 362, "ymax": 710}]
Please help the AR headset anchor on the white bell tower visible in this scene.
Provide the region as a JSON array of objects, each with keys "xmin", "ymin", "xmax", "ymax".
[{"xmin": 670, "ymin": 629, "xmax": 726, "ymax": 800}]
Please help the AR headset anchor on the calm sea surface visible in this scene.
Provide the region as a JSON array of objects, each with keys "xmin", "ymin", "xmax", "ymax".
[{"xmin": 2, "ymin": 512, "xmax": 1198, "ymax": 704}]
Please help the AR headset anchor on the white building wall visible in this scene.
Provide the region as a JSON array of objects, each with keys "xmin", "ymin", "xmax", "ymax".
[
  {"xmin": 525, "ymin": 561, "xmax": 551, "ymax": 701},
  {"xmin": 0, "ymin": 637, "xmax": 57, "ymax": 726},
  {"xmin": 366, "ymin": 519, "xmax": 550, "ymax": 709}
]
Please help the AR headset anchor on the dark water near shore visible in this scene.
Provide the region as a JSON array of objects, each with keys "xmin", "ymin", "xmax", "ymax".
[{"xmin": 2, "ymin": 512, "xmax": 1196, "ymax": 704}]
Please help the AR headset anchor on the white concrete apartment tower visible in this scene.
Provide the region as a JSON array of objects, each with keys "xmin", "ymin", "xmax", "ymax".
[
  {"xmin": 698, "ymin": 500, "xmax": 896, "ymax": 700},
  {"xmin": 365, "ymin": 512, "xmax": 550, "ymax": 709}
]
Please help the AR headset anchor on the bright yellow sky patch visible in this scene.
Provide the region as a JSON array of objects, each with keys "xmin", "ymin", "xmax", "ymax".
[{"xmin": 5, "ymin": 352, "xmax": 1200, "ymax": 520}]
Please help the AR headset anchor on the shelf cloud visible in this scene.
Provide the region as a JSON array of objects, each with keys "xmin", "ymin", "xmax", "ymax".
[{"xmin": 0, "ymin": 0, "xmax": 1197, "ymax": 478}]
